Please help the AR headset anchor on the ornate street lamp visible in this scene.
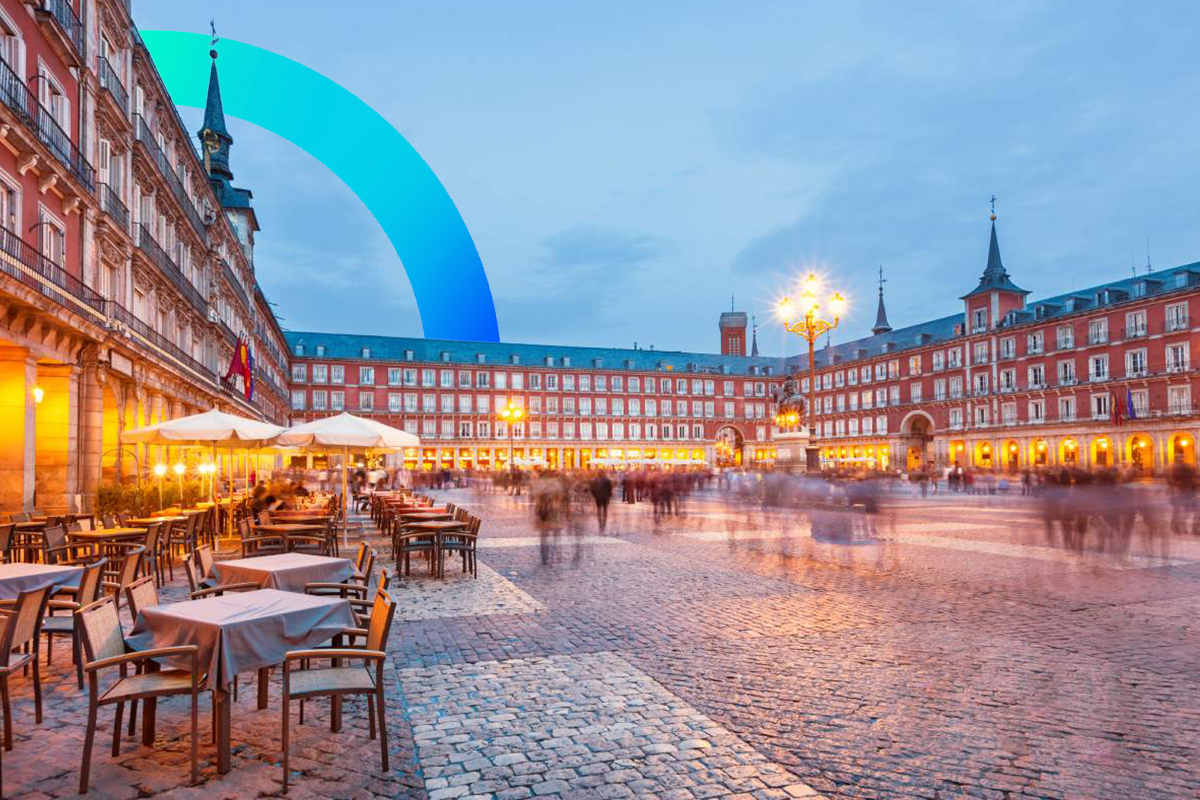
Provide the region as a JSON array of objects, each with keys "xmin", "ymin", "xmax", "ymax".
[
  {"xmin": 776, "ymin": 273, "xmax": 846, "ymax": 465},
  {"xmin": 498, "ymin": 400, "xmax": 524, "ymax": 472}
]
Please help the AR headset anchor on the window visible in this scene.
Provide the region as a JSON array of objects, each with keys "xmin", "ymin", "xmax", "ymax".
[
  {"xmin": 563, "ymin": 374, "xmax": 575, "ymax": 391},
  {"xmin": 932, "ymin": 351, "xmax": 945, "ymax": 371},
  {"xmin": 331, "ymin": 391, "xmax": 345, "ymax": 411},
  {"xmin": 974, "ymin": 406, "xmax": 988, "ymax": 427},
  {"xmin": 973, "ymin": 342, "xmax": 989, "ymax": 365},
  {"xmin": 835, "ymin": 394, "xmax": 846, "ymax": 412},
  {"xmin": 1000, "ymin": 337, "xmax": 1016, "ymax": 359},
  {"xmin": 972, "ymin": 308, "xmax": 987, "ymax": 332},
  {"xmin": 1091, "ymin": 393, "xmax": 1110, "ymax": 419},
  {"xmin": 860, "ymin": 366, "xmax": 872, "ymax": 383},
  {"xmin": 291, "ymin": 364, "xmax": 307, "ymax": 382},
  {"xmin": 1027, "ymin": 364, "xmax": 1045, "ymax": 389},
  {"xmin": 39, "ymin": 209, "xmax": 65, "ymax": 266},
  {"xmin": 1125, "ymin": 348, "xmax": 1147, "ymax": 377},
  {"xmin": 579, "ymin": 375, "xmax": 591, "ymax": 391},
  {"xmin": 402, "ymin": 369, "xmax": 416, "ymax": 386},
  {"xmin": 1000, "ymin": 369, "xmax": 1016, "ymax": 392},
  {"xmin": 290, "ymin": 391, "xmax": 305, "ymax": 411},
  {"xmin": 1055, "ymin": 360, "xmax": 1076, "ymax": 385},
  {"xmin": 1129, "ymin": 389, "xmax": 1149, "ymax": 417},
  {"xmin": 596, "ymin": 398, "xmax": 608, "ymax": 416},
  {"xmin": 1167, "ymin": 342, "xmax": 1190, "ymax": 372},
  {"xmin": 547, "ymin": 374, "xmax": 558, "ymax": 390},
  {"xmin": 888, "ymin": 386, "xmax": 900, "ymax": 405},
  {"xmin": 1058, "ymin": 396, "xmax": 1075, "ymax": 422},
  {"xmin": 528, "ymin": 373, "xmax": 541, "ymax": 390},
  {"xmin": 646, "ymin": 399, "xmax": 657, "ymax": 416},
  {"xmin": 934, "ymin": 379, "xmax": 946, "ymax": 400},
  {"xmin": 1168, "ymin": 385, "xmax": 1191, "ymax": 414},
  {"xmin": 1028, "ymin": 399, "xmax": 1044, "ymax": 423},
  {"xmin": 476, "ymin": 395, "xmax": 490, "ymax": 413},
  {"xmin": 563, "ymin": 397, "xmax": 575, "ymax": 414},
  {"xmin": 595, "ymin": 375, "xmax": 607, "ymax": 392},
  {"xmin": 835, "ymin": 371, "xmax": 845, "ymax": 387},
  {"xmin": 438, "ymin": 395, "xmax": 452, "ymax": 413},
  {"xmin": 404, "ymin": 394, "xmax": 418, "ymax": 412},
  {"xmin": 312, "ymin": 391, "xmax": 327, "ymax": 411},
  {"xmin": 460, "ymin": 421, "xmax": 473, "ymax": 438},
  {"xmin": 627, "ymin": 398, "xmax": 638, "ymax": 416},
  {"xmin": 458, "ymin": 370, "xmax": 471, "ymax": 388},
  {"xmin": 612, "ymin": 398, "xmax": 624, "ymax": 416},
  {"xmin": 1088, "ymin": 318, "xmax": 1108, "ymax": 345},
  {"xmin": 947, "ymin": 348, "xmax": 962, "ymax": 368},
  {"xmin": 310, "ymin": 364, "xmax": 327, "ymax": 384},
  {"xmin": 847, "ymin": 369, "xmax": 857, "ymax": 386},
  {"xmin": 861, "ymin": 390, "xmax": 873, "ymax": 409},
  {"xmin": 877, "ymin": 415, "xmax": 888, "ymax": 434},
  {"xmin": 359, "ymin": 367, "xmax": 374, "ymax": 385},
  {"xmin": 1002, "ymin": 403, "xmax": 1017, "ymax": 425},
  {"xmin": 331, "ymin": 365, "xmax": 344, "ymax": 384},
  {"xmin": 388, "ymin": 393, "xmax": 402, "ymax": 412},
  {"xmin": 949, "ymin": 408, "xmax": 963, "ymax": 429},
  {"xmin": 1125, "ymin": 310, "xmax": 1147, "ymax": 338},
  {"xmin": 973, "ymin": 373, "xmax": 988, "ymax": 396},
  {"xmin": 359, "ymin": 392, "xmax": 374, "ymax": 411},
  {"xmin": 907, "ymin": 355, "xmax": 921, "ymax": 375},
  {"xmin": 1055, "ymin": 326, "xmax": 1074, "ymax": 350},
  {"xmin": 458, "ymin": 395, "xmax": 472, "ymax": 413},
  {"xmin": 512, "ymin": 372, "xmax": 524, "ymax": 390},
  {"xmin": 422, "ymin": 394, "xmax": 436, "ymax": 412},
  {"xmin": 1026, "ymin": 331, "xmax": 1044, "ymax": 355},
  {"xmin": 580, "ymin": 398, "xmax": 592, "ymax": 415},
  {"xmin": 440, "ymin": 370, "xmax": 454, "ymax": 388},
  {"xmin": 476, "ymin": 371, "xmax": 489, "ymax": 388},
  {"xmin": 874, "ymin": 363, "xmax": 887, "ymax": 381},
  {"xmin": 1089, "ymin": 354, "xmax": 1109, "ymax": 381},
  {"xmin": 949, "ymin": 376, "xmax": 963, "ymax": 399},
  {"xmin": 863, "ymin": 417, "xmax": 874, "ymax": 435},
  {"xmin": 612, "ymin": 376, "xmax": 623, "ymax": 392},
  {"xmin": 1166, "ymin": 302, "xmax": 1189, "ymax": 332}
]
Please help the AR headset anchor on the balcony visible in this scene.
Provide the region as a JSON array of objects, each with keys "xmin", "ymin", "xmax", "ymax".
[
  {"xmin": 1166, "ymin": 316, "xmax": 1189, "ymax": 332},
  {"xmin": 0, "ymin": 56, "xmax": 94, "ymax": 192},
  {"xmin": 136, "ymin": 224, "xmax": 208, "ymax": 315},
  {"xmin": 1167, "ymin": 362, "xmax": 1190, "ymax": 373},
  {"xmin": 133, "ymin": 114, "xmax": 207, "ymax": 237},
  {"xmin": 1090, "ymin": 372, "xmax": 1109, "ymax": 383},
  {"xmin": 96, "ymin": 56, "xmax": 129, "ymax": 117},
  {"xmin": 0, "ymin": 220, "xmax": 105, "ymax": 325},
  {"xmin": 220, "ymin": 258, "xmax": 250, "ymax": 310},
  {"xmin": 98, "ymin": 183, "xmax": 128, "ymax": 232},
  {"xmin": 1088, "ymin": 333, "xmax": 1109, "ymax": 345},
  {"xmin": 1122, "ymin": 325, "xmax": 1148, "ymax": 339},
  {"xmin": 217, "ymin": 318, "xmax": 238, "ymax": 346},
  {"xmin": 106, "ymin": 300, "xmax": 211, "ymax": 382},
  {"xmin": 32, "ymin": 0, "xmax": 85, "ymax": 66}
]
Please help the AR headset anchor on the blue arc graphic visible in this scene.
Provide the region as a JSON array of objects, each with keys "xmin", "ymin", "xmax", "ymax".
[{"xmin": 142, "ymin": 30, "xmax": 499, "ymax": 343}]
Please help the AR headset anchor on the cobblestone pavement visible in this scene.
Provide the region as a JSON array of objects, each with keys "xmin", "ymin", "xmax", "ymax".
[{"xmin": 4, "ymin": 487, "xmax": 1200, "ymax": 798}]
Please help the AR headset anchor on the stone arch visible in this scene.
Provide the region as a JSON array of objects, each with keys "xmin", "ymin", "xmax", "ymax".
[
  {"xmin": 715, "ymin": 424, "xmax": 745, "ymax": 468},
  {"xmin": 1169, "ymin": 431, "xmax": 1195, "ymax": 466}
]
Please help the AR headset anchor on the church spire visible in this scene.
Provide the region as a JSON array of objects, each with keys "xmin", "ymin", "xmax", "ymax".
[
  {"xmin": 198, "ymin": 47, "xmax": 234, "ymax": 182},
  {"xmin": 872, "ymin": 264, "xmax": 892, "ymax": 335},
  {"xmin": 962, "ymin": 197, "xmax": 1028, "ymax": 299},
  {"xmin": 750, "ymin": 315, "xmax": 759, "ymax": 357}
]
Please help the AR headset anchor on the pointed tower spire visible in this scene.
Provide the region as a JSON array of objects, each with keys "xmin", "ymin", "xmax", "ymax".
[
  {"xmin": 199, "ymin": 47, "xmax": 234, "ymax": 182},
  {"xmin": 750, "ymin": 315, "xmax": 760, "ymax": 357},
  {"xmin": 872, "ymin": 264, "xmax": 892, "ymax": 335},
  {"xmin": 963, "ymin": 197, "xmax": 1028, "ymax": 299}
]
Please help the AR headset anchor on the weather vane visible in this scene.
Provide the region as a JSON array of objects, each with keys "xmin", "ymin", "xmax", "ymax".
[
  {"xmin": 210, "ymin": 19, "xmax": 220, "ymax": 48},
  {"xmin": 989, "ymin": 194, "xmax": 997, "ymax": 221}
]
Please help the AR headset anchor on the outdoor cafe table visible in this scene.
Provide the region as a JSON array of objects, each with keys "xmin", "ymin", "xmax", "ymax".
[
  {"xmin": 0, "ymin": 562, "xmax": 82, "ymax": 599},
  {"xmin": 212, "ymin": 553, "xmax": 353, "ymax": 592},
  {"xmin": 127, "ymin": 516, "xmax": 187, "ymax": 526},
  {"xmin": 68, "ymin": 527, "xmax": 148, "ymax": 544},
  {"xmin": 126, "ymin": 589, "xmax": 356, "ymax": 774}
]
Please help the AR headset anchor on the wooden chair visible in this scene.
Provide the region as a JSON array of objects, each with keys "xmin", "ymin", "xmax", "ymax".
[
  {"xmin": 286, "ymin": 533, "xmax": 327, "ymax": 556},
  {"xmin": 0, "ymin": 585, "xmax": 53, "ymax": 750},
  {"xmin": 394, "ymin": 522, "xmax": 439, "ymax": 579},
  {"xmin": 42, "ymin": 559, "xmax": 107, "ymax": 689},
  {"xmin": 438, "ymin": 516, "xmax": 480, "ymax": 579},
  {"xmin": 102, "ymin": 546, "xmax": 146, "ymax": 615},
  {"xmin": 193, "ymin": 546, "xmax": 217, "ymax": 590},
  {"xmin": 0, "ymin": 524, "xmax": 12, "ymax": 563},
  {"xmin": 165, "ymin": 515, "xmax": 199, "ymax": 580},
  {"xmin": 242, "ymin": 532, "xmax": 285, "ymax": 558},
  {"xmin": 75, "ymin": 595, "xmax": 202, "ymax": 793},
  {"xmin": 280, "ymin": 589, "xmax": 396, "ymax": 792},
  {"xmin": 123, "ymin": 575, "xmax": 159, "ymax": 621},
  {"xmin": 43, "ymin": 524, "xmax": 91, "ymax": 565},
  {"xmin": 9, "ymin": 512, "xmax": 29, "ymax": 523},
  {"xmin": 346, "ymin": 570, "xmax": 391, "ymax": 629}
]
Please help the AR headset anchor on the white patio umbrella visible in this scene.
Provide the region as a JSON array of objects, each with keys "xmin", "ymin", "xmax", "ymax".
[
  {"xmin": 275, "ymin": 413, "xmax": 420, "ymax": 540},
  {"xmin": 122, "ymin": 408, "xmax": 286, "ymax": 536}
]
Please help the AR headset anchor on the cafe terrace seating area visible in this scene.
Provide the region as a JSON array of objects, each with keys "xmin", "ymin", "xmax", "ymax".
[{"xmin": 0, "ymin": 486, "xmax": 483, "ymax": 796}]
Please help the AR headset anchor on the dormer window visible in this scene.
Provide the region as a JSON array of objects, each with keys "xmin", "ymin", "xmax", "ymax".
[
  {"xmin": 561, "ymin": 357, "xmax": 570, "ymax": 367},
  {"xmin": 441, "ymin": 351, "xmax": 451, "ymax": 362},
  {"xmin": 361, "ymin": 347, "xmax": 370, "ymax": 358},
  {"xmin": 295, "ymin": 343, "xmax": 305, "ymax": 356},
  {"xmin": 315, "ymin": 345, "xmax": 325, "ymax": 356},
  {"xmin": 510, "ymin": 354, "xmax": 520, "ymax": 365},
  {"xmin": 1132, "ymin": 281, "xmax": 1147, "ymax": 298},
  {"xmin": 544, "ymin": 356, "xmax": 554, "ymax": 366},
  {"xmin": 404, "ymin": 349, "xmax": 414, "ymax": 360}
]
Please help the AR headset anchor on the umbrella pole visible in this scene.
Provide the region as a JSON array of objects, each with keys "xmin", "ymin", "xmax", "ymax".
[{"xmin": 342, "ymin": 446, "xmax": 349, "ymax": 549}]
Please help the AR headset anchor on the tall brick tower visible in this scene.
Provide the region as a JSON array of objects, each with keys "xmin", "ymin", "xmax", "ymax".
[{"xmin": 720, "ymin": 299, "xmax": 748, "ymax": 355}]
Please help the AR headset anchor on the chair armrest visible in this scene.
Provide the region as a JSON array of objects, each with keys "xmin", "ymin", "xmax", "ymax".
[
  {"xmin": 86, "ymin": 645, "xmax": 199, "ymax": 673},
  {"xmin": 190, "ymin": 581, "xmax": 261, "ymax": 599},
  {"xmin": 47, "ymin": 598, "xmax": 82, "ymax": 612},
  {"xmin": 284, "ymin": 648, "xmax": 385, "ymax": 663},
  {"xmin": 303, "ymin": 582, "xmax": 367, "ymax": 598}
]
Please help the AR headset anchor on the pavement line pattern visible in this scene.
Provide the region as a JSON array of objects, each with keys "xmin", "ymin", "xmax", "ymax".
[
  {"xmin": 479, "ymin": 535, "xmax": 631, "ymax": 548},
  {"xmin": 889, "ymin": 530, "xmax": 1191, "ymax": 568},
  {"xmin": 391, "ymin": 562, "xmax": 547, "ymax": 620},
  {"xmin": 400, "ymin": 651, "xmax": 826, "ymax": 800}
]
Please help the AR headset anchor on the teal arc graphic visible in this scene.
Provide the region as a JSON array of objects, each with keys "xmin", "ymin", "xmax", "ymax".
[{"xmin": 142, "ymin": 30, "xmax": 499, "ymax": 342}]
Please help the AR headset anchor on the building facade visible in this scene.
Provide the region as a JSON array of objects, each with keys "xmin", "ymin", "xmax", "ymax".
[
  {"xmin": 0, "ymin": 0, "xmax": 288, "ymax": 514},
  {"xmin": 285, "ymin": 334, "xmax": 784, "ymax": 472},
  {"xmin": 775, "ymin": 219, "xmax": 1200, "ymax": 476}
]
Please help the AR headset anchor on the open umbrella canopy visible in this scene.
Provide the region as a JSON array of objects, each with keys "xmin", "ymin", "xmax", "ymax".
[
  {"xmin": 275, "ymin": 412, "xmax": 419, "ymax": 452},
  {"xmin": 122, "ymin": 408, "xmax": 285, "ymax": 448}
]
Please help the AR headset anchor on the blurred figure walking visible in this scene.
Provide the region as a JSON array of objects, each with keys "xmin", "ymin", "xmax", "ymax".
[{"xmin": 589, "ymin": 470, "xmax": 613, "ymax": 532}]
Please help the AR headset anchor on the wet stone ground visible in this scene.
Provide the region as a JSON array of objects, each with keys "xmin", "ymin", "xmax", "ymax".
[{"xmin": 4, "ymin": 486, "xmax": 1200, "ymax": 799}]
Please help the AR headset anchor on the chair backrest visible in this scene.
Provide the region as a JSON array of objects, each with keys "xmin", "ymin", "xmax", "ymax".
[
  {"xmin": 117, "ymin": 512, "xmax": 130, "ymax": 526},
  {"xmin": 185, "ymin": 512, "xmax": 200, "ymax": 537},
  {"xmin": 116, "ymin": 545, "xmax": 146, "ymax": 590},
  {"xmin": 0, "ymin": 523, "xmax": 12, "ymax": 560},
  {"xmin": 77, "ymin": 517, "xmax": 94, "ymax": 532},
  {"xmin": 43, "ymin": 523, "xmax": 67, "ymax": 553},
  {"xmin": 10, "ymin": 511, "xmax": 29, "ymax": 523},
  {"xmin": 183, "ymin": 556, "xmax": 202, "ymax": 593},
  {"xmin": 256, "ymin": 511, "xmax": 271, "ymax": 525},
  {"xmin": 124, "ymin": 575, "xmax": 159, "ymax": 619},
  {"xmin": 0, "ymin": 585, "xmax": 52, "ymax": 664},
  {"xmin": 361, "ymin": 548, "xmax": 376, "ymax": 586},
  {"xmin": 77, "ymin": 558, "xmax": 108, "ymax": 606},
  {"xmin": 365, "ymin": 589, "xmax": 396, "ymax": 652},
  {"xmin": 195, "ymin": 545, "xmax": 214, "ymax": 578},
  {"xmin": 454, "ymin": 507, "xmax": 469, "ymax": 522},
  {"xmin": 100, "ymin": 514, "xmax": 115, "ymax": 529},
  {"xmin": 67, "ymin": 520, "xmax": 83, "ymax": 533},
  {"xmin": 77, "ymin": 595, "xmax": 126, "ymax": 666},
  {"xmin": 376, "ymin": 568, "xmax": 390, "ymax": 593},
  {"xmin": 142, "ymin": 522, "xmax": 162, "ymax": 553},
  {"xmin": 238, "ymin": 517, "xmax": 252, "ymax": 540}
]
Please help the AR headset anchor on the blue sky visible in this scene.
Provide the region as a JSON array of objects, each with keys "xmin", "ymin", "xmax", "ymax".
[{"xmin": 137, "ymin": 1, "xmax": 1200, "ymax": 356}]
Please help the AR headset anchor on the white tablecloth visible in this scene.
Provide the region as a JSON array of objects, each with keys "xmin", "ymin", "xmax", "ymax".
[
  {"xmin": 0, "ymin": 563, "xmax": 83, "ymax": 600},
  {"xmin": 211, "ymin": 553, "xmax": 354, "ymax": 592}
]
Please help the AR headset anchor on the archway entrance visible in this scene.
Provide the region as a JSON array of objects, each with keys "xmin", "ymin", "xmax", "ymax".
[
  {"xmin": 902, "ymin": 412, "xmax": 933, "ymax": 471},
  {"xmin": 1091, "ymin": 436, "xmax": 1113, "ymax": 468},
  {"xmin": 1127, "ymin": 434, "xmax": 1154, "ymax": 476},
  {"xmin": 974, "ymin": 441, "xmax": 994, "ymax": 470},
  {"xmin": 1002, "ymin": 440, "xmax": 1020, "ymax": 472},
  {"xmin": 1059, "ymin": 438, "xmax": 1080, "ymax": 467},
  {"xmin": 715, "ymin": 425, "xmax": 744, "ymax": 468},
  {"xmin": 1170, "ymin": 433, "xmax": 1195, "ymax": 466},
  {"xmin": 1031, "ymin": 439, "xmax": 1050, "ymax": 468}
]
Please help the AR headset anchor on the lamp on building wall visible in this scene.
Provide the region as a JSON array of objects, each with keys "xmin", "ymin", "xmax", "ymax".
[
  {"xmin": 32, "ymin": 385, "xmax": 44, "ymax": 405},
  {"xmin": 776, "ymin": 272, "xmax": 847, "ymax": 464}
]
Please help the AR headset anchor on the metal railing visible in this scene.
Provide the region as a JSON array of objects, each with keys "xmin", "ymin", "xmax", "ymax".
[
  {"xmin": 105, "ymin": 300, "xmax": 211, "ymax": 381},
  {"xmin": 136, "ymin": 224, "xmax": 208, "ymax": 314},
  {"xmin": 1166, "ymin": 316, "xmax": 1189, "ymax": 332},
  {"xmin": 133, "ymin": 114, "xmax": 207, "ymax": 237},
  {"xmin": 1121, "ymin": 325, "xmax": 1148, "ymax": 339},
  {"xmin": 43, "ymin": 0, "xmax": 85, "ymax": 60},
  {"xmin": 217, "ymin": 318, "xmax": 238, "ymax": 346},
  {"xmin": 220, "ymin": 258, "xmax": 250, "ymax": 310},
  {"xmin": 98, "ymin": 182, "xmax": 128, "ymax": 231},
  {"xmin": 0, "ymin": 57, "xmax": 94, "ymax": 192},
  {"xmin": 0, "ymin": 220, "xmax": 105, "ymax": 324},
  {"xmin": 96, "ymin": 56, "xmax": 128, "ymax": 115}
]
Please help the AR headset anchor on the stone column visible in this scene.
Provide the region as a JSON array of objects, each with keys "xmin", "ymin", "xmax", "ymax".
[
  {"xmin": 79, "ymin": 358, "xmax": 106, "ymax": 511},
  {"xmin": 34, "ymin": 363, "xmax": 80, "ymax": 514},
  {"xmin": 0, "ymin": 348, "xmax": 36, "ymax": 512}
]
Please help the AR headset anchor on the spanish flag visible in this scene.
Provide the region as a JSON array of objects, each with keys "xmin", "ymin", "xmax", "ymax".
[{"xmin": 224, "ymin": 339, "xmax": 255, "ymax": 401}]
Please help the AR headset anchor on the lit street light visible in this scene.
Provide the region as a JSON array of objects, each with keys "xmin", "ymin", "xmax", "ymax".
[
  {"xmin": 498, "ymin": 400, "xmax": 524, "ymax": 473},
  {"xmin": 776, "ymin": 272, "xmax": 847, "ymax": 469},
  {"xmin": 153, "ymin": 462, "xmax": 167, "ymax": 508}
]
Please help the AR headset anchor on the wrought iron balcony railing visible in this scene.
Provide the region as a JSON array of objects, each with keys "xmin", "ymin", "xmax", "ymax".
[
  {"xmin": 0, "ymin": 220, "xmax": 105, "ymax": 324},
  {"xmin": 98, "ymin": 182, "xmax": 128, "ymax": 232},
  {"xmin": 221, "ymin": 258, "xmax": 250, "ymax": 310},
  {"xmin": 106, "ymin": 300, "xmax": 211, "ymax": 381},
  {"xmin": 0, "ymin": 56, "xmax": 94, "ymax": 192},
  {"xmin": 42, "ymin": 0, "xmax": 85, "ymax": 61},
  {"xmin": 136, "ymin": 224, "xmax": 208, "ymax": 314},
  {"xmin": 133, "ymin": 114, "xmax": 207, "ymax": 237},
  {"xmin": 96, "ymin": 56, "xmax": 128, "ymax": 116}
]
